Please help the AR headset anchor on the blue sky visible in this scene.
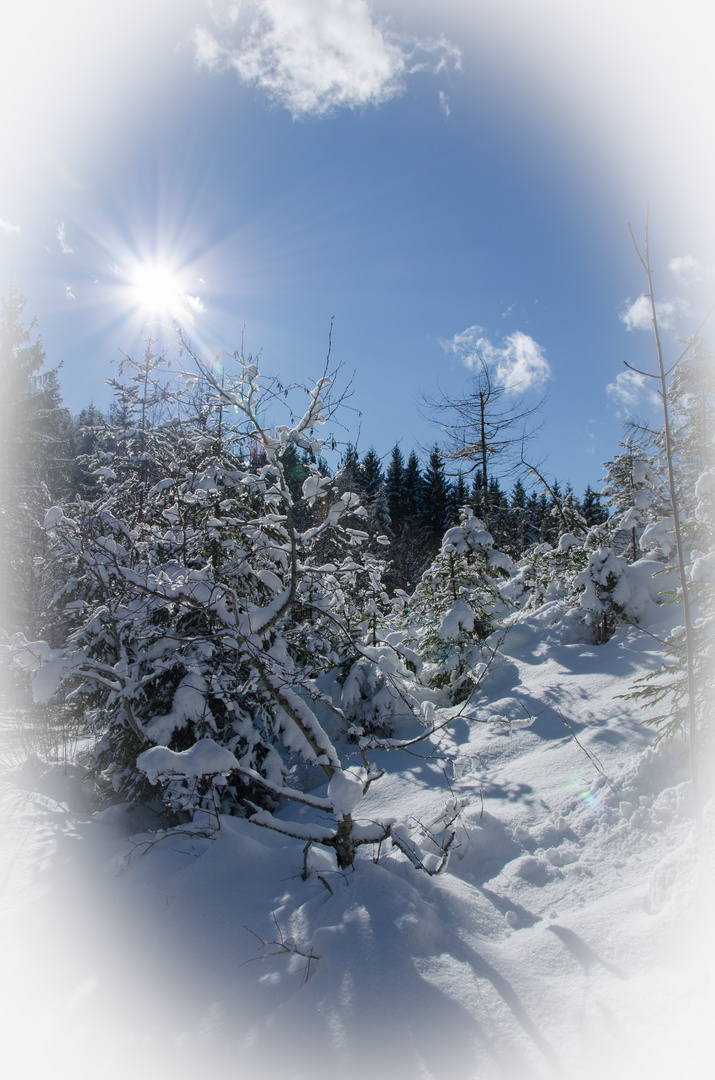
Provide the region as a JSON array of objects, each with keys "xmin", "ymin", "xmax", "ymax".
[{"xmin": 1, "ymin": 0, "xmax": 713, "ymax": 497}]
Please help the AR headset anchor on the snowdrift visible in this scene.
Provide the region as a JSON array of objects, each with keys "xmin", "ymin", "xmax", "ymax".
[{"xmin": 1, "ymin": 601, "xmax": 713, "ymax": 1080}]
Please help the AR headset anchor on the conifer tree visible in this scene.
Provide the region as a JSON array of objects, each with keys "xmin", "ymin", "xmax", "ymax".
[
  {"xmin": 0, "ymin": 290, "xmax": 70, "ymax": 640},
  {"xmin": 358, "ymin": 447, "xmax": 383, "ymax": 497},
  {"xmin": 507, "ymin": 478, "xmax": 528, "ymax": 557},
  {"xmin": 487, "ymin": 477, "xmax": 509, "ymax": 550},
  {"xmin": 601, "ymin": 439, "xmax": 665, "ymax": 561},
  {"xmin": 404, "ymin": 508, "xmax": 511, "ymax": 702},
  {"xmin": 420, "ymin": 446, "xmax": 453, "ymax": 544},
  {"xmin": 421, "ymin": 355, "xmax": 542, "ymax": 530},
  {"xmin": 402, "ymin": 450, "xmax": 424, "ymax": 523},
  {"xmin": 581, "ymin": 485, "xmax": 608, "ymax": 527},
  {"xmin": 385, "ymin": 444, "xmax": 406, "ymax": 531},
  {"xmin": 451, "ymin": 473, "xmax": 469, "ymax": 519},
  {"xmin": 336, "ymin": 444, "xmax": 361, "ymax": 494},
  {"xmin": 469, "ymin": 474, "xmax": 484, "ymax": 520},
  {"xmin": 385, "ymin": 448, "xmax": 429, "ymax": 590},
  {"xmin": 524, "ymin": 491, "xmax": 542, "ymax": 547}
]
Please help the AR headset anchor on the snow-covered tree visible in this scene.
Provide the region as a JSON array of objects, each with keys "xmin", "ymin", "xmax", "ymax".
[
  {"xmin": 573, "ymin": 546, "xmax": 634, "ymax": 644},
  {"xmin": 0, "ymin": 291, "xmax": 71, "ymax": 645},
  {"xmin": 512, "ymin": 533, "xmax": 588, "ymax": 613},
  {"xmin": 629, "ymin": 454, "xmax": 715, "ymax": 746},
  {"xmin": 601, "ymin": 439, "xmax": 666, "ymax": 561},
  {"xmin": 404, "ymin": 508, "xmax": 511, "ymax": 702},
  {"xmin": 18, "ymin": 340, "xmax": 441, "ymax": 869}
]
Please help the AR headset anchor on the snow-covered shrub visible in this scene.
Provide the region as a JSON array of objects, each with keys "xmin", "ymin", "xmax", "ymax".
[
  {"xmin": 337, "ymin": 644, "xmax": 417, "ymax": 735},
  {"xmin": 512, "ymin": 532, "xmax": 588, "ymax": 611},
  {"xmin": 573, "ymin": 546, "xmax": 633, "ymax": 643}
]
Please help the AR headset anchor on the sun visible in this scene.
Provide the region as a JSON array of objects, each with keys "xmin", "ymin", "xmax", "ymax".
[{"xmin": 126, "ymin": 259, "xmax": 187, "ymax": 321}]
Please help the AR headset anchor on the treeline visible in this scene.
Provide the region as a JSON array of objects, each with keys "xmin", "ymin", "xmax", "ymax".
[
  {"xmin": 320, "ymin": 442, "xmax": 607, "ymax": 582},
  {"xmin": 63, "ymin": 420, "xmax": 609, "ymax": 593}
]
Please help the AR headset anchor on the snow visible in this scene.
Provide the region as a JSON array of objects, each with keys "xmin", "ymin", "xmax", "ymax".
[
  {"xmin": 137, "ymin": 737, "xmax": 240, "ymax": 782},
  {"xmin": 640, "ymin": 516, "xmax": 677, "ymax": 558},
  {"xmin": 328, "ymin": 767, "xmax": 366, "ymax": 819},
  {"xmin": 43, "ymin": 505, "xmax": 64, "ymax": 529},
  {"xmin": 557, "ymin": 532, "xmax": 580, "ymax": 552},
  {"xmin": 691, "ymin": 550, "xmax": 715, "ymax": 583},
  {"xmin": 1, "ymin": 599, "xmax": 713, "ymax": 1080},
  {"xmin": 144, "ymin": 670, "xmax": 212, "ymax": 744},
  {"xmin": 301, "ymin": 473, "xmax": 329, "ymax": 501},
  {"xmin": 247, "ymin": 585, "xmax": 293, "ymax": 633},
  {"xmin": 438, "ymin": 598, "xmax": 475, "ymax": 640}
]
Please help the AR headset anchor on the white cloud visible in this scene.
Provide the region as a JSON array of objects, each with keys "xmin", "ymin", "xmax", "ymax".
[
  {"xmin": 438, "ymin": 90, "xmax": 450, "ymax": 119},
  {"xmin": 194, "ymin": 0, "xmax": 460, "ymax": 117},
  {"xmin": 668, "ymin": 254, "xmax": 703, "ymax": 286},
  {"xmin": 606, "ymin": 368, "xmax": 660, "ymax": 412},
  {"xmin": 57, "ymin": 221, "xmax": 75, "ymax": 254},
  {"xmin": 619, "ymin": 293, "xmax": 675, "ymax": 331},
  {"xmin": 0, "ymin": 217, "xmax": 20, "ymax": 235},
  {"xmin": 182, "ymin": 293, "xmax": 206, "ymax": 314},
  {"xmin": 65, "ymin": 284, "xmax": 76, "ymax": 301},
  {"xmin": 441, "ymin": 325, "xmax": 551, "ymax": 394}
]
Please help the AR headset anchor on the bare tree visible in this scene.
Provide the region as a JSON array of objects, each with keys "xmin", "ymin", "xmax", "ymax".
[
  {"xmin": 421, "ymin": 355, "xmax": 543, "ymax": 528},
  {"xmin": 627, "ymin": 210, "xmax": 713, "ymax": 881}
]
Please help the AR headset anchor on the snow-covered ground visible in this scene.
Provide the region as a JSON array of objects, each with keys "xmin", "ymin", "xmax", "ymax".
[{"xmin": 1, "ymin": 601, "xmax": 713, "ymax": 1080}]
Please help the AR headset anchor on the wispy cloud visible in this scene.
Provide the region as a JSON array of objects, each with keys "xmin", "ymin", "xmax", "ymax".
[
  {"xmin": 438, "ymin": 90, "xmax": 450, "ymax": 119},
  {"xmin": 65, "ymin": 284, "xmax": 76, "ymax": 301},
  {"xmin": 194, "ymin": 0, "xmax": 461, "ymax": 118},
  {"xmin": 619, "ymin": 294, "xmax": 675, "ymax": 331},
  {"xmin": 441, "ymin": 325, "xmax": 551, "ymax": 394},
  {"xmin": 0, "ymin": 217, "xmax": 20, "ymax": 235},
  {"xmin": 57, "ymin": 221, "xmax": 75, "ymax": 254},
  {"xmin": 606, "ymin": 368, "xmax": 660, "ymax": 414}
]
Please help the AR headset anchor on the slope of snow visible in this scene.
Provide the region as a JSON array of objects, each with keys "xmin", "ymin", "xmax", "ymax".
[{"xmin": 1, "ymin": 603, "xmax": 712, "ymax": 1080}]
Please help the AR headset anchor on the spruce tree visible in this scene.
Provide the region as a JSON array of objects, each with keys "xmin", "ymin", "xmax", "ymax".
[
  {"xmin": 420, "ymin": 446, "xmax": 452, "ymax": 544},
  {"xmin": 402, "ymin": 451, "xmax": 424, "ymax": 522},
  {"xmin": 487, "ymin": 477, "xmax": 509, "ymax": 550},
  {"xmin": 469, "ymin": 474, "xmax": 484, "ymax": 520},
  {"xmin": 404, "ymin": 508, "xmax": 512, "ymax": 702},
  {"xmin": 507, "ymin": 479, "xmax": 528, "ymax": 557},
  {"xmin": 385, "ymin": 444, "xmax": 406, "ymax": 531},
  {"xmin": 451, "ymin": 473, "xmax": 469, "ymax": 519},
  {"xmin": 582, "ymin": 485, "xmax": 608, "ymax": 527},
  {"xmin": 358, "ymin": 447, "xmax": 383, "ymax": 497},
  {"xmin": 336, "ymin": 444, "xmax": 361, "ymax": 495},
  {"xmin": 601, "ymin": 440, "xmax": 665, "ymax": 561}
]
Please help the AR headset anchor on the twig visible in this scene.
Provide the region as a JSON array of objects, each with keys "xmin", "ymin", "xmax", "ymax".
[
  {"xmin": 241, "ymin": 913, "xmax": 320, "ymax": 985},
  {"xmin": 555, "ymin": 708, "xmax": 616, "ymax": 794}
]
